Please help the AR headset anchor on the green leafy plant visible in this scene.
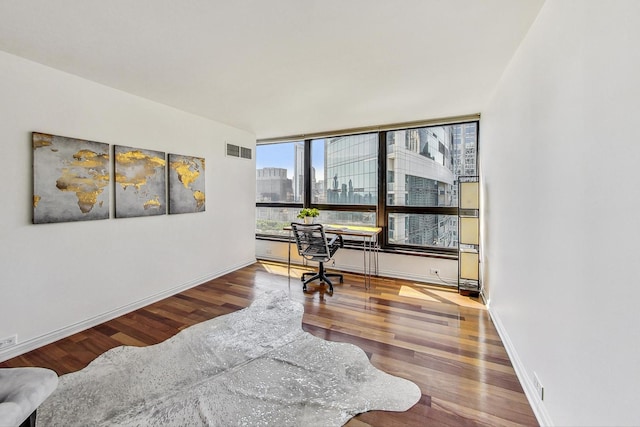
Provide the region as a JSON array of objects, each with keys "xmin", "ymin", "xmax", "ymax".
[{"xmin": 297, "ymin": 208, "xmax": 319, "ymax": 219}]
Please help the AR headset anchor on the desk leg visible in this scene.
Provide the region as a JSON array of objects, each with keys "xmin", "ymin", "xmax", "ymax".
[
  {"xmin": 287, "ymin": 230, "xmax": 291, "ymax": 283},
  {"xmin": 364, "ymin": 235, "xmax": 373, "ymax": 290}
]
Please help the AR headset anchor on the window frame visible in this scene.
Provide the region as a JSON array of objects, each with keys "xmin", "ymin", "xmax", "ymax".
[{"xmin": 255, "ymin": 117, "xmax": 479, "ymax": 257}]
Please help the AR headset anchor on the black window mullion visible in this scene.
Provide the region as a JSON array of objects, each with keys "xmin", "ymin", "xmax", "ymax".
[
  {"xmin": 311, "ymin": 204, "xmax": 377, "ymax": 212},
  {"xmin": 377, "ymin": 131, "xmax": 388, "ymax": 248},
  {"xmin": 303, "ymin": 139, "xmax": 312, "ymax": 208}
]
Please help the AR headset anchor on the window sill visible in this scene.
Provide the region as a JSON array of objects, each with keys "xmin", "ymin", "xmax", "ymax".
[{"xmin": 255, "ymin": 235, "xmax": 458, "ymax": 260}]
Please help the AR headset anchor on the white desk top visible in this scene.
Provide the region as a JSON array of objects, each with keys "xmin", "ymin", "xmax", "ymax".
[{"xmin": 284, "ymin": 224, "xmax": 381, "ymax": 237}]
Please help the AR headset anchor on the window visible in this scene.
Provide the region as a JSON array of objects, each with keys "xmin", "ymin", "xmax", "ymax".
[
  {"xmin": 256, "ymin": 141, "xmax": 304, "ymax": 203},
  {"xmin": 256, "ymin": 119, "xmax": 478, "ymax": 254},
  {"xmin": 312, "ymin": 134, "xmax": 378, "ymax": 206},
  {"xmin": 385, "ymin": 122, "xmax": 477, "ymax": 251},
  {"xmin": 256, "ymin": 207, "xmax": 299, "ymax": 237},
  {"xmin": 388, "ymin": 213, "xmax": 457, "ymax": 248}
]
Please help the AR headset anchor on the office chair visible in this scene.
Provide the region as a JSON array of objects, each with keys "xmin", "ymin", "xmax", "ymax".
[{"xmin": 291, "ymin": 222, "xmax": 344, "ymax": 292}]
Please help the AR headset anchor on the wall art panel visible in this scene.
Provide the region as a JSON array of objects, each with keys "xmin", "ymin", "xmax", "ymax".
[
  {"xmin": 114, "ymin": 145, "xmax": 166, "ymax": 218},
  {"xmin": 168, "ymin": 154, "xmax": 205, "ymax": 214},
  {"xmin": 33, "ymin": 132, "xmax": 110, "ymax": 224}
]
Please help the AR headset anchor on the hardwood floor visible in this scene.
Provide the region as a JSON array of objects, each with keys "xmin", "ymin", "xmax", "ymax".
[{"xmin": 1, "ymin": 261, "xmax": 538, "ymax": 426}]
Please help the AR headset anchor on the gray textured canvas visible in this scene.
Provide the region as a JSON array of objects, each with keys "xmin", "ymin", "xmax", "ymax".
[
  {"xmin": 32, "ymin": 132, "xmax": 110, "ymax": 224},
  {"xmin": 168, "ymin": 153, "xmax": 205, "ymax": 214},
  {"xmin": 114, "ymin": 145, "xmax": 166, "ymax": 218}
]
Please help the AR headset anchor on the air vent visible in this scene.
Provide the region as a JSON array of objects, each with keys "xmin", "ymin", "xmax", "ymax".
[
  {"xmin": 226, "ymin": 143, "xmax": 252, "ymax": 160},
  {"xmin": 226, "ymin": 143, "xmax": 240, "ymax": 157}
]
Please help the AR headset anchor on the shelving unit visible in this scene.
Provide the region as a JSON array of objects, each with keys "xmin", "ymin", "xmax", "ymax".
[{"xmin": 458, "ymin": 176, "xmax": 480, "ymax": 295}]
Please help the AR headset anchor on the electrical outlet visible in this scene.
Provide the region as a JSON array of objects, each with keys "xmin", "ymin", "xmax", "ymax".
[
  {"xmin": 0, "ymin": 334, "xmax": 17, "ymax": 350},
  {"xmin": 533, "ymin": 372, "xmax": 544, "ymax": 401},
  {"xmin": 430, "ymin": 268, "xmax": 440, "ymax": 275}
]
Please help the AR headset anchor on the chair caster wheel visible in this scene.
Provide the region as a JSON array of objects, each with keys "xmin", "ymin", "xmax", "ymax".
[{"xmin": 303, "ymin": 285, "xmax": 307, "ymax": 292}]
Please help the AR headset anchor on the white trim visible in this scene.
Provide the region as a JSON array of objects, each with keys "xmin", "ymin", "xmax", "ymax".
[
  {"xmin": 487, "ymin": 304, "xmax": 554, "ymax": 427},
  {"xmin": 0, "ymin": 259, "xmax": 256, "ymax": 363},
  {"xmin": 256, "ymin": 255, "xmax": 458, "ymax": 288}
]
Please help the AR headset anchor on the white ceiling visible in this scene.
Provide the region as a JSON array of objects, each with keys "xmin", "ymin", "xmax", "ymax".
[{"xmin": 0, "ymin": 0, "xmax": 544, "ymax": 139}]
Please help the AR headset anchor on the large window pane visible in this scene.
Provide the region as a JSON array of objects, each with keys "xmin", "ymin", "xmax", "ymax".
[
  {"xmin": 316, "ymin": 210, "xmax": 376, "ymax": 227},
  {"xmin": 312, "ymin": 134, "xmax": 378, "ymax": 205},
  {"xmin": 256, "ymin": 141, "xmax": 304, "ymax": 203},
  {"xmin": 256, "ymin": 207, "xmax": 300, "ymax": 236},
  {"xmin": 386, "ymin": 123, "xmax": 477, "ymax": 208},
  {"xmin": 388, "ymin": 213, "xmax": 457, "ymax": 248}
]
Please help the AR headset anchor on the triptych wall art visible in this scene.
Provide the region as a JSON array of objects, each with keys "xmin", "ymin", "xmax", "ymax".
[{"xmin": 32, "ymin": 132, "xmax": 206, "ymax": 224}]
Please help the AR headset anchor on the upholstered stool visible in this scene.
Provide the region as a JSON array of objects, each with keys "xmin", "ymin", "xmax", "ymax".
[{"xmin": 0, "ymin": 367, "xmax": 58, "ymax": 427}]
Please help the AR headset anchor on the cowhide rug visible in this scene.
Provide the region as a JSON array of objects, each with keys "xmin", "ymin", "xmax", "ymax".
[{"xmin": 38, "ymin": 290, "xmax": 421, "ymax": 426}]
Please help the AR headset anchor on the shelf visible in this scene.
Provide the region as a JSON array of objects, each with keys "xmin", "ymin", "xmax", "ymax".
[{"xmin": 458, "ymin": 177, "xmax": 480, "ymax": 295}]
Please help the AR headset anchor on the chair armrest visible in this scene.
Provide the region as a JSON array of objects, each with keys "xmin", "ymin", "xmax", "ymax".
[{"xmin": 327, "ymin": 234, "xmax": 344, "ymax": 248}]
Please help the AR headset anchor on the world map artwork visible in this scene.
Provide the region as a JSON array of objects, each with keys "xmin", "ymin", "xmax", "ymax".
[
  {"xmin": 168, "ymin": 154, "xmax": 206, "ymax": 214},
  {"xmin": 33, "ymin": 132, "xmax": 110, "ymax": 224},
  {"xmin": 114, "ymin": 145, "xmax": 166, "ymax": 218}
]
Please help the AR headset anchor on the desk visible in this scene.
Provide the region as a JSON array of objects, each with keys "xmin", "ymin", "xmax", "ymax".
[{"xmin": 284, "ymin": 224, "xmax": 382, "ymax": 290}]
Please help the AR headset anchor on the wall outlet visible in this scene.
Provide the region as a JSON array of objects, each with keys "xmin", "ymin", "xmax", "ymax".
[
  {"xmin": 430, "ymin": 268, "xmax": 440, "ymax": 275},
  {"xmin": 0, "ymin": 334, "xmax": 17, "ymax": 350},
  {"xmin": 533, "ymin": 372, "xmax": 544, "ymax": 401}
]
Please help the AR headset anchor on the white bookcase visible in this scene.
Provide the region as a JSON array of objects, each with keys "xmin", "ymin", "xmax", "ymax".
[{"xmin": 458, "ymin": 176, "xmax": 480, "ymax": 295}]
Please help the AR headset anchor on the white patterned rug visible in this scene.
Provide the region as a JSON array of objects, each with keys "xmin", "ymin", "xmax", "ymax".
[{"xmin": 38, "ymin": 290, "xmax": 421, "ymax": 426}]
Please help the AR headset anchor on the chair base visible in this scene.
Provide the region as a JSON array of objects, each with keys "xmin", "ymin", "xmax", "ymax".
[{"xmin": 301, "ymin": 262, "xmax": 343, "ymax": 292}]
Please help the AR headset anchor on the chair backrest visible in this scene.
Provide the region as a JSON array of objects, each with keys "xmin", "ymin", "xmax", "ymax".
[{"xmin": 290, "ymin": 223, "xmax": 332, "ymax": 262}]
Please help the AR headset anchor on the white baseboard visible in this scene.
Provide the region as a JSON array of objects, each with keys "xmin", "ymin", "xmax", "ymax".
[
  {"xmin": 256, "ymin": 255, "xmax": 457, "ymax": 288},
  {"xmin": 0, "ymin": 259, "xmax": 256, "ymax": 363},
  {"xmin": 487, "ymin": 305, "xmax": 553, "ymax": 427}
]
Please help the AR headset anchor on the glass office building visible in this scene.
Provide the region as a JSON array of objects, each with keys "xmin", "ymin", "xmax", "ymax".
[{"xmin": 320, "ymin": 133, "xmax": 378, "ymax": 205}]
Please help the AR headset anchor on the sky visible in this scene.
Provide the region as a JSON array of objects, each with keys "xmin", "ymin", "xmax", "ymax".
[{"xmin": 256, "ymin": 140, "xmax": 325, "ymax": 181}]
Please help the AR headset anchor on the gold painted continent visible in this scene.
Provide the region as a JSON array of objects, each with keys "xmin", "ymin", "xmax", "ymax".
[
  {"xmin": 115, "ymin": 150, "xmax": 166, "ymax": 190},
  {"xmin": 144, "ymin": 196, "xmax": 161, "ymax": 210},
  {"xmin": 193, "ymin": 190, "xmax": 205, "ymax": 208},
  {"xmin": 171, "ymin": 160, "xmax": 200, "ymax": 189},
  {"xmin": 55, "ymin": 150, "xmax": 110, "ymax": 214}
]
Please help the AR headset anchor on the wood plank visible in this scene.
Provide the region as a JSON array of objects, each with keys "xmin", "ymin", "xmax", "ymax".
[{"xmin": 0, "ymin": 261, "xmax": 538, "ymax": 426}]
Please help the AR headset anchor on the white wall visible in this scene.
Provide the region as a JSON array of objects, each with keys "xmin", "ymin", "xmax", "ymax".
[
  {"xmin": 256, "ymin": 240, "xmax": 458, "ymax": 286},
  {"xmin": 0, "ymin": 51, "xmax": 256, "ymax": 361},
  {"xmin": 481, "ymin": 1, "xmax": 640, "ymax": 425}
]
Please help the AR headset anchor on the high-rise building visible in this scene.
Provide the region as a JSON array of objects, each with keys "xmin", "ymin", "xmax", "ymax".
[
  {"xmin": 256, "ymin": 167, "xmax": 292, "ymax": 202},
  {"xmin": 293, "ymin": 142, "xmax": 304, "ymax": 203},
  {"xmin": 324, "ymin": 134, "xmax": 378, "ymax": 205},
  {"xmin": 386, "ymin": 127, "xmax": 457, "ymax": 247}
]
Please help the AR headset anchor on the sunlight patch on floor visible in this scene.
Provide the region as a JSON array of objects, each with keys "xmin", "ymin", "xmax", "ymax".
[
  {"xmin": 398, "ymin": 286, "xmax": 441, "ymax": 303},
  {"xmin": 260, "ymin": 262, "xmax": 308, "ymax": 279},
  {"xmin": 407, "ymin": 283, "xmax": 486, "ymax": 309}
]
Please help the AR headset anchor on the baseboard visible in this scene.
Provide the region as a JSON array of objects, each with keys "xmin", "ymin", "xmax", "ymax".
[
  {"xmin": 487, "ymin": 305, "xmax": 554, "ymax": 427},
  {"xmin": 0, "ymin": 259, "xmax": 256, "ymax": 363},
  {"xmin": 256, "ymin": 255, "xmax": 457, "ymax": 287}
]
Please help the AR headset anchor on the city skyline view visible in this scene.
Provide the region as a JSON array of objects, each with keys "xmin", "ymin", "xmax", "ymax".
[{"xmin": 256, "ymin": 123, "xmax": 478, "ymax": 248}]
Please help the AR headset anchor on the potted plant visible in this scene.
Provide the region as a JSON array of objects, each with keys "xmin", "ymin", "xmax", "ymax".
[{"xmin": 297, "ymin": 208, "xmax": 319, "ymax": 224}]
